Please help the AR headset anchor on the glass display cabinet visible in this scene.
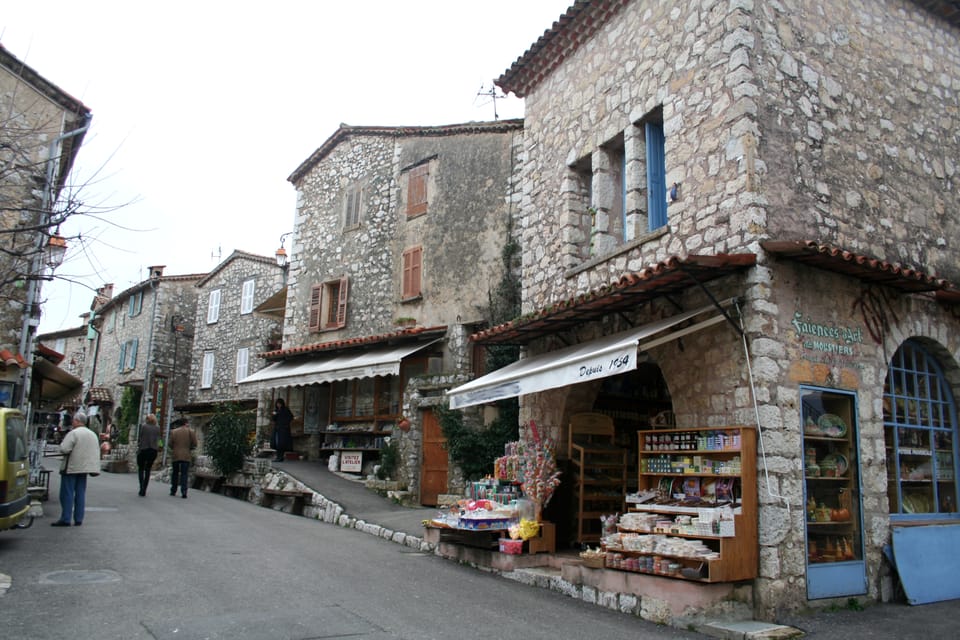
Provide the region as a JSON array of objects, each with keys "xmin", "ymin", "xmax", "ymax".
[{"xmin": 801, "ymin": 386, "xmax": 867, "ymax": 599}]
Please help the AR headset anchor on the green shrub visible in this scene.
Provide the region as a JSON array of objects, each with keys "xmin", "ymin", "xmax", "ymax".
[
  {"xmin": 204, "ymin": 403, "xmax": 255, "ymax": 476},
  {"xmin": 376, "ymin": 438, "xmax": 400, "ymax": 480}
]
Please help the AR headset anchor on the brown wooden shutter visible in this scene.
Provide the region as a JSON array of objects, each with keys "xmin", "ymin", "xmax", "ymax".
[
  {"xmin": 335, "ymin": 275, "xmax": 349, "ymax": 328},
  {"xmin": 402, "ymin": 246, "xmax": 422, "ymax": 298},
  {"xmin": 406, "ymin": 164, "xmax": 428, "ymax": 216},
  {"xmin": 308, "ymin": 284, "xmax": 322, "ymax": 332}
]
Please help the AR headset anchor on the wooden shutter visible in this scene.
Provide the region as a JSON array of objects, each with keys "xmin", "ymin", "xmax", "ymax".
[
  {"xmin": 645, "ymin": 121, "xmax": 667, "ymax": 230},
  {"xmin": 207, "ymin": 289, "xmax": 221, "ymax": 324},
  {"xmin": 345, "ymin": 186, "xmax": 362, "ymax": 227},
  {"xmin": 406, "ymin": 164, "xmax": 429, "ymax": 216},
  {"xmin": 402, "ymin": 246, "xmax": 422, "ymax": 299},
  {"xmin": 128, "ymin": 337, "xmax": 139, "ymax": 370},
  {"xmin": 334, "ymin": 275, "xmax": 349, "ymax": 328},
  {"xmin": 308, "ymin": 284, "xmax": 323, "ymax": 332},
  {"xmin": 241, "ymin": 279, "xmax": 255, "ymax": 314},
  {"xmin": 118, "ymin": 342, "xmax": 126, "ymax": 372}
]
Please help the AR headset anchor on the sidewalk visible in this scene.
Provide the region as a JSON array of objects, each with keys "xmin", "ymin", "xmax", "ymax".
[{"xmin": 273, "ymin": 459, "xmax": 960, "ymax": 639}]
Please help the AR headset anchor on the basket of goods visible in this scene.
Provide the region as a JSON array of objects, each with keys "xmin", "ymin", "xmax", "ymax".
[
  {"xmin": 579, "ymin": 547, "xmax": 606, "ymax": 568},
  {"xmin": 499, "ymin": 538, "xmax": 525, "ymax": 555}
]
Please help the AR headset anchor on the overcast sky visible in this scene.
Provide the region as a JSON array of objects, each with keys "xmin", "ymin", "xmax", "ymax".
[{"xmin": 1, "ymin": 0, "xmax": 571, "ymax": 334}]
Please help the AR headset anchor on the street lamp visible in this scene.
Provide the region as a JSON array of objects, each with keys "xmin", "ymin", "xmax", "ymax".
[
  {"xmin": 44, "ymin": 231, "xmax": 68, "ymax": 271},
  {"xmin": 275, "ymin": 232, "xmax": 293, "ymax": 268}
]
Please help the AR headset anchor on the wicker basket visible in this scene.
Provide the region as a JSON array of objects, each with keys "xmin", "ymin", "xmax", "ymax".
[{"xmin": 580, "ymin": 554, "xmax": 605, "ymax": 568}]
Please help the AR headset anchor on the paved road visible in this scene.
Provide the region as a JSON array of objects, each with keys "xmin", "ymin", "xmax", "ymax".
[{"xmin": 0, "ymin": 470, "xmax": 702, "ymax": 640}]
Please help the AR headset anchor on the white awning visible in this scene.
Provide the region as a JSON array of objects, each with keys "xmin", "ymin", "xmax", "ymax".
[
  {"xmin": 239, "ymin": 339, "xmax": 440, "ymax": 392},
  {"xmin": 447, "ymin": 300, "xmax": 736, "ymax": 409}
]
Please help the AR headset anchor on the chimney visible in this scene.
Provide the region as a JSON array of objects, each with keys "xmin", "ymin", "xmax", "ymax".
[{"xmin": 148, "ymin": 265, "xmax": 165, "ymax": 279}]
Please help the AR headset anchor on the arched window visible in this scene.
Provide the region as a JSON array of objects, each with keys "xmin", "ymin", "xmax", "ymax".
[{"xmin": 884, "ymin": 340, "xmax": 958, "ymax": 518}]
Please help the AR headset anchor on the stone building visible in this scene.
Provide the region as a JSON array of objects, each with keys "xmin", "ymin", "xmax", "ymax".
[
  {"xmin": 181, "ymin": 250, "xmax": 284, "ymax": 438},
  {"xmin": 448, "ymin": 0, "xmax": 960, "ymax": 623},
  {"xmin": 86, "ymin": 267, "xmax": 203, "ymax": 442},
  {"xmin": 240, "ymin": 120, "xmax": 524, "ymax": 504},
  {"xmin": 0, "ymin": 43, "xmax": 90, "ymax": 412},
  {"xmin": 33, "ymin": 323, "xmax": 88, "ymax": 420}
]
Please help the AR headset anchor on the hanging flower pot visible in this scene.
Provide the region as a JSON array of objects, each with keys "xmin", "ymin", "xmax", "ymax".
[{"xmin": 397, "ymin": 417, "xmax": 411, "ymax": 432}]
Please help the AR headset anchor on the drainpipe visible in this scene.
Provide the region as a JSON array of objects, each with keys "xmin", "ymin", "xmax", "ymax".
[
  {"xmin": 138, "ymin": 270, "xmax": 162, "ymax": 455},
  {"xmin": 18, "ymin": 115, "xmax": 92, "ymax": 423}
]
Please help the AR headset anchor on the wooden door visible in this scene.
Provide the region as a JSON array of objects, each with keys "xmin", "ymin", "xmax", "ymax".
[{"xmin": 420, "ymin": 409, "xmax": 448, "ymax": 506}]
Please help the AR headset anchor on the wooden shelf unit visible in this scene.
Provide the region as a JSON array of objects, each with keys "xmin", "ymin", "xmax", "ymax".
[
  {"xmin": 623, "ymin": 425, "xmax": 758, "ymax": 583},
  {"xmin": 568, "ymin": 413, "xmax": 627, "ymax": 546}
]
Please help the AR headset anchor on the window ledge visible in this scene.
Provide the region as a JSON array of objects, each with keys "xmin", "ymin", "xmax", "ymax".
[
  {"xmin": 564, "ymin": 225, "xmax": 669, "ymax": 279},
  {"xmin": 400, "ymin": 295, "xmax": 422, "ymax": 304}
]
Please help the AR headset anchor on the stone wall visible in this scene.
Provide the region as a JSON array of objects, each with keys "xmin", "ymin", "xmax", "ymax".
[
  {"xmin": 188, "ymin": 251, "xmax": 284, "ymax": 407},
  {"xmin": 505, "ymin": 0, "xmax": 960, "ymax": 618}
]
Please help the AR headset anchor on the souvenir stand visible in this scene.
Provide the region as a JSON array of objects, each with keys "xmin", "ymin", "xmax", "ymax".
[{"xmin": 424, "ymin": 422, "xmax": 560, "ymax": 555}]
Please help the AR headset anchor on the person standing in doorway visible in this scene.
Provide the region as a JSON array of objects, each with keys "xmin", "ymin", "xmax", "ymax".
[
  {"xmin": 168, "ymin": 418, "xmax": 197, "ymax": 498},
  {"xmin": 52, "ymin": 410, "xmax": 100, "ymax": 527},
  {"xmin": 271, "ymin": 398, "xmax": 294, "ymax": 462},
  {"xmin": 137, "ymin": 414, "xmax": 161, "ymax": 496}
]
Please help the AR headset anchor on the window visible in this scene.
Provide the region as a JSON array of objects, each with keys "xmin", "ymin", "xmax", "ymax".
[
  {"xmin": 236, "ymin": 347, "xmax": 249, "ymax": 382},
  {"xmin": 883, "ymin": 340, "xmax": 958, "ymax": 518},
  {"xmin": 240, "ymin": 279, "xmax": 255, "ymax": 315},
  {"xmin": 201, "ymin": 351, "xmax": 215, "ymax": 388},
  {"xmin": 406, "ymin": 163, "xmax": 429, "ymax": 216},
  {"xmin": 332, "ymin": 376, "xmax": 401, "ymax": 420},
  {"xmin": 309, "ymin": 276, "xmax": 349, "ymax": 332},
  {"xmin": 344, "ymin": 183, "xmax": 364, "ymax": 229},
  {"xmin": 128, "ymin": 290, "xmax": 143, "ymax": 317},
  {"xmin": 118, "ymin": 338, "xmax": 138, "ymax": 372},
  {"xmin": 402, "ymin": 246, "xmax": 422, "ymax": 299},
  {"xmin": 207, "ymin": 289, "xmax": 221, "ymax": 324},
  {"xmin": 645, "ymin": 120, "xmax": 667, "ymax": 230}
]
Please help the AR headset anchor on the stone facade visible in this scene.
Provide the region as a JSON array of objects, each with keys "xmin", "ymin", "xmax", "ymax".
[
  {"xmin": 271, "ymin": 121, "xmax": 524, "ymax": 497},
  {"xmin": 494, "ymin": 0, "xmax": 960, "ymax": 620},
  {"xmin": 0, "ymin": 45, "xmax": 90, "ymax": 408},
  {"xmin": 87, "ymin": 267, "xmax": 202, "ymax": 435},
  {"xmin": 185, "ymin": 250, "xmax": 284, "ymax": 431}
]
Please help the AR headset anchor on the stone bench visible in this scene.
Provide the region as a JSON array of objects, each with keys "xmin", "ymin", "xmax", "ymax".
[
  {"xmin": 191, "ymin": 471, "xmax": 224, "ymax": 493},
  {"xmin": 260, "ymin": 488, "xmax": 312, "ymax": 515}
]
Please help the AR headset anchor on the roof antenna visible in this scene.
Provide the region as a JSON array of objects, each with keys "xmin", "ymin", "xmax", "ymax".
[
  {"xmin": 476, "ymin": 83, "xmax": 503, "ymax": 120},
  {"xmin": 211, "ymin": 244, "xmax": 221, "ymax": 263}
]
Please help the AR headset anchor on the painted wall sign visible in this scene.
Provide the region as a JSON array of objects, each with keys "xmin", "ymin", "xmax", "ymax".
[
  {"xmin": 792, "ymin": 311, "xmax": 865, "ymax": 364},
  {"xmin": 340, "ymin": 452, "xmax": 362, "ymax": 473}
]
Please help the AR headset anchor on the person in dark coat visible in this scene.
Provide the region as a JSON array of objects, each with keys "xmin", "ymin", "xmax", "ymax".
[{"xmin": 271, "ymin": 399, "xmax": 294, "ymax": 462}]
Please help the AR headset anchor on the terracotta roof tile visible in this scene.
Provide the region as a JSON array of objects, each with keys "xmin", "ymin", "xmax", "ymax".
[
  {"xmin": 472, "ymin": 253, "xmax": 756, "ymax": 345},
  {"xmin": 261, "ymin": 326, "xmax": 448, "ymax": 360}
]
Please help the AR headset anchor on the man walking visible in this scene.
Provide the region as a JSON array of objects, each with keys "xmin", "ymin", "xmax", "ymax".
[
  {"xmin": 137, "ymin": 414, "xmax": 161, "ymax": 496},
  {"xmin": 168, "ymin": 418, "xmax": 198, "ymax": 499},
  {"xmin": 52, "ymin": 410, "xmax": 100, "ymax": 526}
]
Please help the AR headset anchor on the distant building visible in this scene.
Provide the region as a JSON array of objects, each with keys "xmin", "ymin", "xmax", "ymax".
[
  {"xmin": 180, "ymin": 250, "xmax": 285, "ymax": 442},
  {"xmin": 241, "ymin": 120, "xmax": 524, "ymax": 502}
]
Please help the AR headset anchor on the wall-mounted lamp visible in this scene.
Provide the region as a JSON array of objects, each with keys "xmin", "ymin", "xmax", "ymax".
[
  {"xmin": 44, "ymin": 231, "xmax": 68, "ymax": 270},
  {"xmin": 275, "ymin": 232, "xmax": 293, "ymax": 268}
]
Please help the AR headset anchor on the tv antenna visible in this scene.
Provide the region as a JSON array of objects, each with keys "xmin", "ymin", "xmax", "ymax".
[
  {"xmin": 211, "ymin": 244, "xmax": 221, "ymax": 263},
  {"xmin": 476, "ymin": 83, "xmax": 505, "ymax": 120}
]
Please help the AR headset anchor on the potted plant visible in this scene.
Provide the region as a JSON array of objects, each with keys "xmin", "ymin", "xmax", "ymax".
[{"xmin": 396, "ymin": 416, "xmax": 411, "ymax": 432}]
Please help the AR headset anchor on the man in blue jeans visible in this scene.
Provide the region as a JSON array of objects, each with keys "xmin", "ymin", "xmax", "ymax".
[
  {"xmin": 168, "ymin": 418, "xmax": 197, "ymax": 498},
  {"xmin": 52, "ymin": 410, "xmax": 101, "ymax": 526}
]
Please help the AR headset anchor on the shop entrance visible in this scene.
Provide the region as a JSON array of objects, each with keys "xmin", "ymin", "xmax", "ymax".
[
  {"xmin": 592, "ymin": 363, "xmax": 673, "ymax": 487},
  {"xmin": 420, "ymin": 409, "xmax": 448, "ymax": 507}
]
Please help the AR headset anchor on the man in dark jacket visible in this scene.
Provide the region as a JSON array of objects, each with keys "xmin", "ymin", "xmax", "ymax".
[{"xmin": 168, "ymin": 418, "xmax": 198, "ymax": 498}]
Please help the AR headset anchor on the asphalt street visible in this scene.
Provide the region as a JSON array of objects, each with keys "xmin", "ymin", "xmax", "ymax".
[{"xmin": 0, "ymin": 468, "xmax": 703, "ymax": 640}]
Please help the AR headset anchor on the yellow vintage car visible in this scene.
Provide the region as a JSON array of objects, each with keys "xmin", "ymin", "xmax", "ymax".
[{"xmin": 0, "ymin": 408, "xmax": 32, "ymax": 531}]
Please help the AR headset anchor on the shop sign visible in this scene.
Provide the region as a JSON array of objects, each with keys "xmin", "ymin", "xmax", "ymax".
[
  {"xmin": 340, "ymin": 452, "xmax": 362, "ymax": 473},
  {"xmin": 791, "ymin": 311, "xmax": 864, "ymax": 363}
]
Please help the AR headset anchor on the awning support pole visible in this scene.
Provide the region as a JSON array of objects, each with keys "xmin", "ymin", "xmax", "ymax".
[{"xmin": 680, "ymin": 268, "xmax": 744, "ymax": 337}]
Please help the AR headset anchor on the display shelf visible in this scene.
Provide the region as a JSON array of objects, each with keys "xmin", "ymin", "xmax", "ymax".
[
  {"xmin": 568, "ymin": 413, "xmax": 627, "ymax": 546},
  {"xmin": 631, "ymin": 425, "xmax": 757, "ymax": 583},
  {"xmin": 801, "ymin": 386, "xmax": 866, "ymax": 598}
]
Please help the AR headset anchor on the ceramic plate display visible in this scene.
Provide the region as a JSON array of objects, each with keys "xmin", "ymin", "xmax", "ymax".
[
  {"xmin": 820, "ymin": 453, "xmax": 849, "ymax": 477},
  {"xmin": 817, "ymin": 414, "xmax": 848, "ymax": 438}
]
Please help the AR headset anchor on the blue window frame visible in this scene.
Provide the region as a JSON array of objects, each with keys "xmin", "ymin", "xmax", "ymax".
[
  {"xmin": 884, "ymin": 340, "xmax": 958, "ymax": 519},
  {"xmin": 645, "ymin": 121, "xmax": 666, "ymax": 230}
]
